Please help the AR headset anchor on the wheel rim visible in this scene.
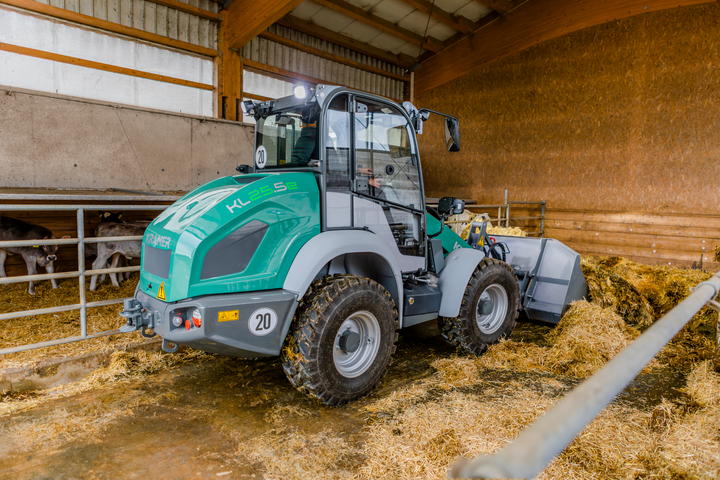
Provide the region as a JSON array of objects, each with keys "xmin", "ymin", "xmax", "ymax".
[
  {"xmin": 475, "ymin": 284, "xmax": 508, "ymax": 334},
  {"xmin": 333, "ymin": 311, "xmax": 381, "ymax": 378}
]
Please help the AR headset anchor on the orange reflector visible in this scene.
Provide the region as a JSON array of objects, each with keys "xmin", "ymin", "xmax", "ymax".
[{"xmin": 185, "ymin": 320, "xmax": 191, "ymax": 330}]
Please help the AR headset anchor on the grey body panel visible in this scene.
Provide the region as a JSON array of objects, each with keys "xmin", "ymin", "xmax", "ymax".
[
  {"xmin": 437, "ymin": 248, "xmax": 488, "ymax": 317},
  {"xmin": 353, "ymin": 196, "xmax": 426, "ymax": 272},
  {"xmin": 134, "ymin": 289, "xmax": 297, "ymax": 357},
  {"xmin": 282, "ymin": 229, "xmax": 406, "ymax": 321},
  {"xmin": 491, "ymin": 236, "xmax": 588, "ymax": 323}
]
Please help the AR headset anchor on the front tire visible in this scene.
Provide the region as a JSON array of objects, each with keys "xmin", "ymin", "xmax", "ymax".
[
  {"xmin": 281, "ymin": 275, "xmax": 398, "ymax": 405},
  {"xmin": 438, "ymin": 258, "xmax": 520, "ymax": 355}
]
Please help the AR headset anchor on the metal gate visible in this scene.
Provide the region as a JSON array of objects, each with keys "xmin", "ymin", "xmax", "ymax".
[{"xmin": 0, "ymin": 203, "xmax": 169, "ymax": 355}]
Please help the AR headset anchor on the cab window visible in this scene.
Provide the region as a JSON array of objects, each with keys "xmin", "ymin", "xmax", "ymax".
[{"xmin": 354, "ymin": 99, "xmax": 422, "ymax": 210}]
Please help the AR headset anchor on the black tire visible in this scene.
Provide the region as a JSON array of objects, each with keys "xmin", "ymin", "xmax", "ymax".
[
  {"xmin": 438, "ymin": 258, "xmax": 520, "ymax": 355},
  {"xmin": 281, "ymin": 274, "xmax": 398, "ymax": 405}
]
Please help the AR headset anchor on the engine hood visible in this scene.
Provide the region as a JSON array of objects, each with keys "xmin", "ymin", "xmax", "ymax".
[{"xmin": 139, "ymin": 172, "xmax": 320, "ymax": 302}]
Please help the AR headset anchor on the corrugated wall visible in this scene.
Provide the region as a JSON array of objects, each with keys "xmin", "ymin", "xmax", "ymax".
[
  {"xmin": 417, "ymin": 4, "xmax": 720, "ymax": 269},
  {"xmin": 31, "ymin": 0, "xmax": 218, "ymax": 49},
  {"xmin": 242, "ymin": 24, "xmax": 405, "ymax": 101}
]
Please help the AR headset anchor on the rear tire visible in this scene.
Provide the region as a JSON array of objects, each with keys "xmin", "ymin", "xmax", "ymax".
[
  {"xmin": 438, "ymin": 258, "xmax": 520, "ymax": 355},
  {"xmin": 281, "ymin": 274, "xmax": 398, "ymax": 405}
]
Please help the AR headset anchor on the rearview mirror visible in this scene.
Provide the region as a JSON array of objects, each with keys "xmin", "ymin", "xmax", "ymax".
[{"xmin": 445, "ymin": 118, "xmax": 460, "ymax": 152}]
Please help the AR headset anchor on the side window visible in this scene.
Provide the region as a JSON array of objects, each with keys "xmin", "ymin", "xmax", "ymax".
[
  {"xmin": 354, "ymin": 99, "xmax": 423, "ymax": 210},
  {"xmin": 326, "ymin": 94, "xmax": 350, "ymax": 191}
]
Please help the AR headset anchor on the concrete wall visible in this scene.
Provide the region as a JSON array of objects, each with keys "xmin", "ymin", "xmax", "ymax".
[{"xmin": 0, "ymin": 85, "xmax": 254, "ymax": 192}]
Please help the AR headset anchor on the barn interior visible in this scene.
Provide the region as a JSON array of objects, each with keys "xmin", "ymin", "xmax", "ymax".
[{"xmin": 1, "ymin": 0, "xmax": 720, "ymax": 478}]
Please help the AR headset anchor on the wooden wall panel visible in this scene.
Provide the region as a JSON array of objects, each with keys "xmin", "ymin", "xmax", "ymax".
[
  {"xmin": 417, "ymin": 5, "xmax": 720, "ymax": 213},
  {"xmin": 416, "ymin": 5, "xmax": 720, "ymax": 268}
]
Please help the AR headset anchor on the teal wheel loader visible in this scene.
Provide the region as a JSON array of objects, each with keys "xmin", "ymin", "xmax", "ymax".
[{"xmin": 119, "ymin": 85, "xmax": 587, "ymax": 405}]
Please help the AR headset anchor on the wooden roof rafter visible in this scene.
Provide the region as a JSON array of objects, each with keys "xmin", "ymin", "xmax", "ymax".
[
  {"xmin": 312, "ymin": 0, "xmax": 446, "ymax": 52},
  {"xmin": 276, "ymin": 15, "xmax": 415, "ymax": 69}
]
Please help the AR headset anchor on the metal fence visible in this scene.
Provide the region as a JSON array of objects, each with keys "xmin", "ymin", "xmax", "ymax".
[
  {"xmin": 429, "ymin": 191, "xmax": 546, "ymax": 237},
  {"xmin": 450, "ymin": 271, "xmax": 720, "ymax": 479},
  {"xmin": 0, "ymin": 204, "xmax": 169, "ymax": 355}
]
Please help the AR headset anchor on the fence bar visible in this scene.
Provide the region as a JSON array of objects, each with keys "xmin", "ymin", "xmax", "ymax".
[
  {"xmin": 0, "ymin": 271, "xmax": 84, "ymax": 284},
  {"xmin": 84, "ymin": 235, "xmax": 144, "ymax": 243},
  {"xmin": 453, "ymin": 272, "xmax": 720, "ymax": 479},
  {"xmin": 0, "ymin": 205, "xmax": 168, "ymax": 211},
  {"xmin": 0, "ymin": 193, "xmax": 180, "ymax": 202},
  {"xmin": 0, "ymin": 303, "xmax": 83, "ymax": 321},
  {"xmin": 78, "ymin": 208, "xmax": 87, "ymax": 338},
  {"xmin": 0, "ymin": 330, "xmax": 122, "ymax": 355}
]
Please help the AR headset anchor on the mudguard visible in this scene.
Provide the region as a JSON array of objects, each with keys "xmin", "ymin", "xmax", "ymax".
[
  {"xmin": 282, "ymin": 230, "xmax": 405, "ymax": 319},
  {"xmin": 437, "ymin": 248, "xmax": 487, "ymax": 317}
]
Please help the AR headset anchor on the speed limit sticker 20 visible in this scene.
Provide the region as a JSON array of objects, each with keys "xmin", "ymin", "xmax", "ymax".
[{"xmin": 248, "ymin": 307, "xmax": 278, "ymax": 336}]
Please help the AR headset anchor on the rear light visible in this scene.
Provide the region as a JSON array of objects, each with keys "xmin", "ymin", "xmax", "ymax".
[
  {"xmin": 172, "ymin": 316, "xmax": 183, "ymax": 327},
  {"xmin": 192, "ymin": 308, "xmax": 202, "ymax": 328}
]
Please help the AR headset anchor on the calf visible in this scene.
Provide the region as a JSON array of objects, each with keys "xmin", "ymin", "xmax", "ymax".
[
  {"xmin": 0, "ymin": 216, "xmax": 62, "ymax": 295},
  {"xmin": 89, "ymin": 222, "xmax": 148, "ymax": 291}
]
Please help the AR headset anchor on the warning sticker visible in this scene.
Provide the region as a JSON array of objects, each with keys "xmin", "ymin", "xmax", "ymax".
[
  {"xmin": 218, "ymin": 310, "xmax": 239, "ymax": 322},
  {"xmin": 157, "ymin": 282, "xmax": 166, "ymax": 301}
]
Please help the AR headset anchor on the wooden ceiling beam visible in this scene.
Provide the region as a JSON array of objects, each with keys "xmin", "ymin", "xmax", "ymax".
[
  {"xmin": 277, "ymin": 15, "xmax": 414, "ymax": 69},
  {"xmin": 397, "ymin": 0, "xmax": 474, "ymax": 34},
  {"xmin": 480, "ymin": 0, "xmax": 518, "ymax": 15},
  {"xmin": 258, "ymin": 31, "xmax": 409, "ymax": 82},
  {"xmin": 312, "ymin": 0, "xmax": 445, "ymax": 52},
  {"xmin": 414, "ymin": 0, "xmax": 714, "ymax": 96},
  {"xmin": 222, "ymin": 0, "xmax": 305, "ymax": 50}
]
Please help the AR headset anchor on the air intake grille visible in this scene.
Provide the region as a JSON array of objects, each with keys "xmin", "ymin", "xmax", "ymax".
[{"xmin": 200, "ymin": 220, "xmax": 268, "ymax": 280}]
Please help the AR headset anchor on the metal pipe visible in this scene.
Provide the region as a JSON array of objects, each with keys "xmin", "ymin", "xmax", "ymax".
[
  {"xmin": 78, "ymin": 208, "xmax": 87, "ymax": 338},
  {"xmin": 0, "ymin": 204, "xmax": 168, "ymax": 211},
  {"xmin": 0, "ymin": 266, "xmax": 141, "ymax": 286},
  {"xmin": 453, "ymin": 272, "xmax": 720, "ymax": 479},
  {"xmin": 83, "ymin": 235, "xmax": 144, "ymax": 243},
  {"xmin": 0, "ymin": 303, "xmax": 83, "ymax": 321},
  {"xmin": 0, "ymin": 330, "xmax": 123, "ymax": 355},
  {"xmin": 0, "ymin": 193, "xmax": 180, "ymax": 201}
]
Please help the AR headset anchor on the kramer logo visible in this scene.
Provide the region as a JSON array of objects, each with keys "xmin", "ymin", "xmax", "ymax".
[
  {"xmin": 226, "ymin": 181, "xmax": 299, "ymax": 214},
  {"xmin": 146, "ymin": 233, "xmax": 171, "ymax": 248}
]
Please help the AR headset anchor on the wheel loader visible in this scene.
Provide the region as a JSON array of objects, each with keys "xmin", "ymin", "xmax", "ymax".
[{"xmin": 119, "ymin": 85, "xmax": 587, "ymax": 405}]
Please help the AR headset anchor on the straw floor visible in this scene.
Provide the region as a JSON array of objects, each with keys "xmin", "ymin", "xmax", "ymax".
[{"xmin": 1, "ymin": 256, "xmax": 719, "ymax": 479}]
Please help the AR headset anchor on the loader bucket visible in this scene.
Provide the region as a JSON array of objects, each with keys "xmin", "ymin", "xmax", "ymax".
[{"xmin": 489, "ymin": 236, "xmax": 588, "ymax": 324}]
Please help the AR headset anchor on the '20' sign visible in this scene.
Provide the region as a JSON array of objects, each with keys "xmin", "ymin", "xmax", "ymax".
[
  {"xmin": 255, "ymin": 145, "xmax": 267, "ymax": 169},
  {"xmin": 248, "ymin": 307, "xmax": 278, "ymax": 336}
]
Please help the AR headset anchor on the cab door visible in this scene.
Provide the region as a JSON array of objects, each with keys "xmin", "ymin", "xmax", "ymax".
[{"xmin": 352, "ymin": 96, "xmax": 426, "ymax": 272}]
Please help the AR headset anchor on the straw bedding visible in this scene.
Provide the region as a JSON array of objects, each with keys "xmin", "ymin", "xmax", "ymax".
[{"xmin": 1, "ymin": 255, "xmax": 719, "ymax": 478}]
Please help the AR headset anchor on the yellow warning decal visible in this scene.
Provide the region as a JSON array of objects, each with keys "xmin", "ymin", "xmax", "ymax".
[
  {"xmin": 218, "ymin": 310, "xmax": 239, "ymax": 322},
  {"xmin": 157, "ymin": 282, "xmax": 166, "ymax": 301}
]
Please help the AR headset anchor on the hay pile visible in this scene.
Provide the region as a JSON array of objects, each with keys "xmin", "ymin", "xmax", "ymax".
[
  {"xmin": 0, "ymin": 273, "xmax": 146, "ymax": 369},
  {"xmin": 459, "ymin": 214, "xmax": 528, "ymax": 240},
  {"xmin": 715, "ymin": 245, "xmax": 720, "ymax": 263},
  {"xmin": 581, "ymin": 256, "xmax": 718, "ymax": 370}
]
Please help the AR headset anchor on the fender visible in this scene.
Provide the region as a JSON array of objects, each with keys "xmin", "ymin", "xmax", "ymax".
[
  {"xmin": 437, "ymin": 248, "xmax": 487, "ymax": 318},
  {"xmin": 283, "ymin": 230, "xmax": 405, "ymax": 319}
]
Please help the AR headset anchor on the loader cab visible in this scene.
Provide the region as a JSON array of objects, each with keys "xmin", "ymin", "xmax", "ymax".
[{"xmin": 249, "ymin": 86, "xmax": 428, "ymax": 272}]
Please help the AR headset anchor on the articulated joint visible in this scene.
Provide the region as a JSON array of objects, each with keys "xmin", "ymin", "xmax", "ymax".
[{"xmin": 119, "ymin": 298, "xmax": 157, "ymax": 338}]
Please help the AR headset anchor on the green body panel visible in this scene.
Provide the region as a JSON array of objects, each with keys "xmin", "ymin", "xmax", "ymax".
[
  {"xmin": 139, "ymin": 172, "xmax": 320, "ymax": 302},
  {"xmin": 426, "ymin": 213, "xmax": 470, "ymax": 254}
]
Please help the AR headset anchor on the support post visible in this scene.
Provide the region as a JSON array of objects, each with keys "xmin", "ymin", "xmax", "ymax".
[
  {"xmin": 217, "ymin": 15, "xmax": 243, "ymax": 121},
  {"xmin": 77, "ymin": 208, "xmax": 87, "ymax": 338}
]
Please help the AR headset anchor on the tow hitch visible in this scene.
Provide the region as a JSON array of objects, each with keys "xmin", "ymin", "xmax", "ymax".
[{"xmin": 119, "ymin": 298, "xmax": 157, "ymax": 338}]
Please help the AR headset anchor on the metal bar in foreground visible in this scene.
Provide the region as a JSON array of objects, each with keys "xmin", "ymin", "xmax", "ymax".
[{"xmin": 451, "ymin": 272, "xmax": 720, "ymax": 480}]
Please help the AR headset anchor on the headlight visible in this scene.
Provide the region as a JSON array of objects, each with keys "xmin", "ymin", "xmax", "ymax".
[{"xmin": 293, "ymin": 85, "xmax": 307, "ymax": 99}]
